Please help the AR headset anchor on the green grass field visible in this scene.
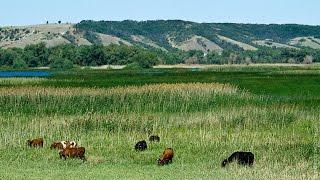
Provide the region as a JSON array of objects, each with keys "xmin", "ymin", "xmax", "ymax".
[{"xmin": 0, "ymin": 65, "xmax": 319, "ymax": 179}]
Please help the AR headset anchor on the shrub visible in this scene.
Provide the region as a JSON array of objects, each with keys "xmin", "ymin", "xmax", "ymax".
[
  {"xmin": 12, "ymin": 58, "xmax": 28, "ymax": 69},
  {"xmin": 124, "ymin": 62, "xmax": 143, "ymax": 70},
  {"xmin": 131, "ymin": 51, "xmax": 157, "ymax": 68},
  {"xmin": 303, "ymin": 55, "xmax": 313, "ymax": 64},
  {"xmin": 50, "ymin": 57, "xmax": 73, "ymax": 69}
]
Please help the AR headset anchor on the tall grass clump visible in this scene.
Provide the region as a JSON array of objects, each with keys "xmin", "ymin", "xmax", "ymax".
[{"xmin": 0, "ymin": 83, "xmax": 245, "ymax": 116}]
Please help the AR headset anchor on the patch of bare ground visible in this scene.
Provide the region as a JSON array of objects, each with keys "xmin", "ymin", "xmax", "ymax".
[{"xmin": 168, "ymin": 35, "xmax": 223, "ymax": 53}]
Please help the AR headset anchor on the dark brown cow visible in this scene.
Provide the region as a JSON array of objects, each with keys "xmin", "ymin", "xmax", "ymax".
[
  {"xmin": 149, "ymin": 135, "xmax": 160, "ymax": 142},
  {"xmin": 27, "ymin": 138, "xmax": 44, "ymax": 148},
  {"xmin": 158, "ymin": 148, "xmax": 174, "ymax": 165},
  {"xmin": 59, "ymin": 147, "xmax": 86, "ymax": 161},
  {"xmin": 50, "ymin": 141, "xmax": 64, "ymax": 150}
]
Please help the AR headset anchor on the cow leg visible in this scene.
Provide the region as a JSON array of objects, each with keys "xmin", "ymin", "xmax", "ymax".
[
  {"xmin": 81, "ymin": 156, "xmax": 86, "ymax": 162},
  {"xmin": 60, "ymin": 154, "xmax": 66, "ymax": 160}
]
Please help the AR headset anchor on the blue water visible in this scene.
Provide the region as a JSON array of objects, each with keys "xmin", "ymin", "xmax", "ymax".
[{"xmin": 0, "ymin": 71, "xmax": 52, "ymax": 78}]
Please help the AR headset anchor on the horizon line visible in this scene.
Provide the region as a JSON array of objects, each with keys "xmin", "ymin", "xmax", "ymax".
[{"xmin": 1, "ymin": 19, "xmax": 319, "ymax": 27}]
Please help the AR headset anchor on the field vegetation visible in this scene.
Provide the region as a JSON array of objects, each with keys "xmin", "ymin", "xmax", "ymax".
[{"xmin": 0, "ymin": 65, "xmax": 319, "ymax": 179}]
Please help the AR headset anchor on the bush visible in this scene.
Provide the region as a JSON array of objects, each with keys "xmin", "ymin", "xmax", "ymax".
[
  {"xmin": 131, "ymin": 51, "xmax": 157, "ymax": 68},
  {"xmin": 12, "ymin": 58, "xmax": 28, "ymax": 69},
  {"xmin": 124, "ymin": 62, "xmax": 143, "ymax": 70},
  {"xmin": 50, "ymin": 57, "xmax": 73, "ymax": 69}
]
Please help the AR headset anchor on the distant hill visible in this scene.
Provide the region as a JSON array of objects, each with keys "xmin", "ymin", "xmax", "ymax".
[{"xmin": 1, "ymin": 20, "xmax": 320, "ymax": 52}]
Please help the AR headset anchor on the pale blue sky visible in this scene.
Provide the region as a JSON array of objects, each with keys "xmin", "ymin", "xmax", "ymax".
[{"xmin": 0, "ymin": 0, "xmax": 318, "ymax": 26}]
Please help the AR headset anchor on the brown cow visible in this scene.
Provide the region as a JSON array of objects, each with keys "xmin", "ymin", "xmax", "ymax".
[
  {"xmin": 59, "ymin": 147, "xmax": 86, "ymax": 161},
  {"xmin": 50, "ymin": 141, "xmax": 64, "ymax": 150},
  {"xmin": 158, "ymin": 148, "xmax": 174, "ymax": 165},
  {"xmin": 27, "ymin": 138, "xmax": 44, "ymax": 148}
]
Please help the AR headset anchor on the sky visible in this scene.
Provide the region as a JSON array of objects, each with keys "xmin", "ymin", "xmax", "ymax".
[{"xmin": 0, "ymin": 0, "xmax": 319, "ymax": 26}]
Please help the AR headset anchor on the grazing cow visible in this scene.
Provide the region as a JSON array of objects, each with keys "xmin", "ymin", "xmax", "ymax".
[
  {"xmin": 135, "ymin": 140, "xmax": 147, "ymax": 151},
  {"xmin": 149, "ymin": 135, "xmax": 160, "ymax": 142},
  {"xmin": 221, "ymin": 151, "xmax": 254, "ymax": 167},
  {"xmin": 50, "ymin": 141, "xmax": 64, "ymax": 150},
  {"xmin": 50, "ymin": 141, "xmax": 77, "ymax": 150},
  {"xmin": 27, "ymin": 138, "xmax": 44, "ymax": 148},
  {"xmin": 68, "ymin": 141, "xmax": 77, "ymax": 148},
  {"xmin": 59, "ymin": 147, "xmax": 86, "ymax": 161},
  {"xmin": 158, "ymin": 148, "xmax": 174, "ymax": 166}
]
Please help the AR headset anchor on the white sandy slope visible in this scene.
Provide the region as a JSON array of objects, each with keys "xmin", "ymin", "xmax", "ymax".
[{"xmin": 217, "ymin": 35, "xmax": 257, "ymax": 51}]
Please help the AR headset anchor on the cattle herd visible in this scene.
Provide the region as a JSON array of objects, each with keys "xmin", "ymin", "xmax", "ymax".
[{"xmin": 27, "ymin": 135, "xmax": 254, "ymax": 167}]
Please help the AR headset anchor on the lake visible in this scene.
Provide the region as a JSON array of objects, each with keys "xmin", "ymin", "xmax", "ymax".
[{"xmin": 0, "ymin": 71, "xmax": 52, "ymax": 78}]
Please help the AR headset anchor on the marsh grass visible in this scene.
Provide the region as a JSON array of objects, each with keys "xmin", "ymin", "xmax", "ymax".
[
  {"xmin": 0, "ymin": 68, "xmax": 319, "ymax": 179},
  {"xmin": 0, "ymin": 77, "xmax": 46, "ymax": 86},
  {"xmin": 0, "ymin": 83, "xmax": 244, "ymax": 116}
]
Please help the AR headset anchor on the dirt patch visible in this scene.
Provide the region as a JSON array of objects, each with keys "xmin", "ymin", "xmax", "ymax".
[
  {"xmin": 253, "ymin": 40, "xmax": 298, "ymax": 49},
  {"xmin": 289, "ymin": 37, "xmax": 320, "ymax": 49},
  {"xmin": 168, "ymin": 35, "xmax": 223, "ymax": 53},
  {"xmin": 97, "ymin": 33, "xmax": 131, "ymax": 46},
  {"xmin": 131, "ymin": 35, "xmax": 167, "ymax": 51},
  {"xmin": 218, "ymin": 35, "xmax": 257, "ymax": 51}
]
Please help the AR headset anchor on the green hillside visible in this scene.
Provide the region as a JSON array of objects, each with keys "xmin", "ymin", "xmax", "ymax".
[
  {"xmin": 1, "ymin": 20, "xmax": 320, "ymax": 69},
  {"xmin": 75, "ymin": 20, "xmax": 320, "ymax": 51}
]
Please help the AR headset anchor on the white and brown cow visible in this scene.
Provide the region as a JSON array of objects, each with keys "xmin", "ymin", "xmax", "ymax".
[{"xmin": 50, "ymin": 140, "xmax": 77, "ymax": 150}]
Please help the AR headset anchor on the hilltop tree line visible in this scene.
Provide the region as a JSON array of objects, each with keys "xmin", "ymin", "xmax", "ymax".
[{"xmin": 0, "ymin": 43, "xmax": 319, "ymax": 69}]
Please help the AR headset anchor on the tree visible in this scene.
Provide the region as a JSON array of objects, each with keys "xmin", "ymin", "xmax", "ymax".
[
  {"xmin": 131, "ymin": 51, "xmax": 158, "ymax": 68},
  {"xmin": 287, "ymin": 58, "xmax": 297, "ymax": 64},
  {"xmin": 91, "ymin": 45, "xmax": 107, "ymax": 65},
  {"xmin": 49, "ymin": 44, "xmax": 77, "ymax": 64},
  {"xmin": 207, "ymin": 52, "xmax": 223, "ymax": 64},
  {"xmin": 0, "ymin": 49, "xmax": 19, "ymax": 66},
  {"xmin": 303, "ymin": 55, "xmax": 313, "ymax": 64},
  {"xmin": 184, "ymin": 56, "xmax": 198, "ymax": 64},
  {"xmin": 228, "ymin": 53, "xmax": 238, "ymax": 64},
  {"xmin": 50, "ymin": 57, "xmax": 73, "ymax": 69},
  {"xmin": 58, "ymin": 21, "xmax": 62, "ymax": 24},
  {"xmin": 24, "ymin": 43, "xmax": 49, "ymax": 66},
  {"xmin": 12, "ymin": 58, "xmax": 28, "ymax": 69},
  {"xmin": 245, "ymin": 57, "xmax": 252, "ymax": 65}
]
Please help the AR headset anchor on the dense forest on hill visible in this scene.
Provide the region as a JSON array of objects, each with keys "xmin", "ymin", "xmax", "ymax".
[
  {"xmin": 75, "ymin": 20, "xmax": 320, "ymax": 47},
  {"xmin": 1, "ymin": 20, "xmax": 320, "ymax": 69},
  {"xmin": 210, "ymin": 23, "xmax": 320, "ymax": 43}
]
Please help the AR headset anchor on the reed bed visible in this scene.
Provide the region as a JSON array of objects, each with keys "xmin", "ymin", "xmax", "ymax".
[
  {"xmin": 0, "ymin": 82, "xmax": 238, "ymax": 96},
  {"xmin": 0, "ymin": 77, "xmax": 46, "ymax": 86},
  {"xmin": 0, "ymin": 83, "xmax": 247, "ymax": 116}
]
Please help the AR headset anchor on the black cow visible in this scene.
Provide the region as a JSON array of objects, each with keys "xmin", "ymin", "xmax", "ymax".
[
  {"xmin": 135, "ymin": 140, "xmax": 147, "ymax": 151},
  {"xmin": 221, "ymin": 151, "xmax": 254, "ymax": 167},
  {"xmin": 149, "ymin": 135, "xmax": 160, "ymax": 142}
]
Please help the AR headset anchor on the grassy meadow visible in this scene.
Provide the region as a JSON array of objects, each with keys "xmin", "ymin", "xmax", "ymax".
[{"xmin": 0, "ymin": 65, "xmax": 319, "ymax": 179}]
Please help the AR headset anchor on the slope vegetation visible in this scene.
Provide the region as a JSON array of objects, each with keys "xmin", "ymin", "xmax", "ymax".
[{"xmin": 1, "ymin": 20, "xmax": 320, "ymax": 52}]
